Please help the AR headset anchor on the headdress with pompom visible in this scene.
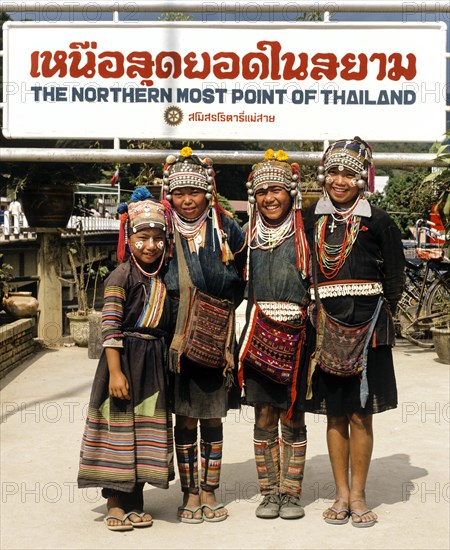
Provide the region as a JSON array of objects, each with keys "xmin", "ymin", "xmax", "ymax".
[
  {"xmin": 244, "ymin": 149, "xmax": 309, "ymax": 280},
  {"xmin": 161, "ymin": 148, "xmax": 233, "ymax": 264},
  {"xmin": 116, "ymin": 186, "xmax": 173, "ymax": 265},
  {"xmin": 316, "ymin": 136, "xmax": 375, "ymax": 193}
]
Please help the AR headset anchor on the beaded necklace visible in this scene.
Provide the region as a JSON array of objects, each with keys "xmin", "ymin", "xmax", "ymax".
[
  {"xmin": 249, "ymin": 210, "xmax": 295, "ymax": 251},
  {"xmin": 315, "ymin": 214, "xmax": 361, "ymax": 279},
  {"xmin": 172, "ymin": 209, "xmax": 209, "ymax": 241},
  {"xmin": 129, "ymin": 248, "xmax": 165, "ymax": 277}
]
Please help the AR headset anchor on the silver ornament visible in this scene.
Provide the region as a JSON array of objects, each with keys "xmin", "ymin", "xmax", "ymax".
[
  {"xmin": 317, "ymin": 174, "xmax": 325, "ymax": 184},
  {"xmin": 356, "ymin": 179, "xmax": 365, "ymax": 189},
  {"xmin": 205, "ymin": 193, "xmax": 212, "ymax": 200},
  {"xmin": 290, "ymin": 189, "xmax": 298, "ymax": 197},
  {"xmin": 249, "ymin": 196, "xmax": 256, "ymax": 204},
  {"xmin": 246, "ymin": 181, "xmax": 253, "ymax": 189}
]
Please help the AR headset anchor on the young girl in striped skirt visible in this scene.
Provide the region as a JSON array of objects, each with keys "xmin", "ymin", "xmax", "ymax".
[{"xmin": 78, "ymin": 188, "xmax": 175, "ymax": 531}]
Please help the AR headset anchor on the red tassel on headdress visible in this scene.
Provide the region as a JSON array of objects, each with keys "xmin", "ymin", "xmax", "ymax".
[
  {"xmin": 368, "ymin": 163, "xmax": 376, "ymax": 193},
  {"xmin": 117, "ymin": 212, "xmax": 128, "ymax": 263}
]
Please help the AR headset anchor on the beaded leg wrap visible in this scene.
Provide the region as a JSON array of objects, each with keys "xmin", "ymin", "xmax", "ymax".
[
  {"xmin": 253, "ymin": 426, "xmax": 280, "ymax": 495},
  {"xmin": 280, "ymin": 425, "xmax": 307, "ymax": 496},
  {"xmin": 200, "ymin": 425, "xmax": 223, "ymax": 492},
  {"xmin": 175, "ymin": 426, "xmax": 199, "ymax": 495}
]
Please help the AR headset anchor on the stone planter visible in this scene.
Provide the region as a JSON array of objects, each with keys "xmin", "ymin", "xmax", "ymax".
[
  {"xmin": 431, "ymin": 326, "xmax": 450, "ymax": 364},
  {"xmin": 67, "ymin": 312, "xmax": 89, "ymax": 347},
  {"xmin": 2, "ymin": 291, "xmax": 39, "ymax": 318}
]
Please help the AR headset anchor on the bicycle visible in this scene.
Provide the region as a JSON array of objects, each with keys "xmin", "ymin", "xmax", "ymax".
[{"xmin": 395, "ymin": 219, "xmax": 450, "ymax": 348}]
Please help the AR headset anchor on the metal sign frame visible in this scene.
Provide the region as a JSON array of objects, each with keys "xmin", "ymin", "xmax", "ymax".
[{"xmin": 1, "ymin": 1, "xmax": 449, "ymax": 167}]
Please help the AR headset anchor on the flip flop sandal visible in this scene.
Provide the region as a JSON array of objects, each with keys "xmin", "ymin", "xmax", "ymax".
[
  {"xmin": 351, "ymin": 510, "xmax": 377, "ymax": 528},
  {"xmin": 177, "ymin": 505, "xmax": 204, "ymax": 524},
  {"xmin": 202, "ymin": 503, "xmax": 228, "ymax": 523},
  {"xmin": 123, "ymin": 511, "xmax": 153, "ymax": 528},
  {"xmin": 103, "ymin": 514, "xmax": 134, "ymax": 531},
  {"xmin": 323, "ymin": 507, "xmax": 350, "ymax": 525}
]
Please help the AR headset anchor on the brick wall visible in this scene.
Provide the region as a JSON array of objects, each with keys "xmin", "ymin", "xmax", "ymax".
[{"xmin": 0, "ymin": 319, "xmax": 36, "ymax": 378}]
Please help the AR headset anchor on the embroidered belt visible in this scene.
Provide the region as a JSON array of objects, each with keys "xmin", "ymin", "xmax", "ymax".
[
  {"xmin": 258, "ymin": 301, "xmax": 306, "ymax": 322},
  {"xmin": 310, "ymin": 282, "xmax": 383, "ymax": 300}
]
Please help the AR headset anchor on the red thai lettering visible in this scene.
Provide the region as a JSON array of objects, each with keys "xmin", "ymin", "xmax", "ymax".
[
  {"xmin": 340, "ymin": 53, "xmax": 368, "ymax": 81},
  {"xmin": 30, "ymin": 50, "xmax": 68, "ymax": 77},
  {"xmin": 257, "ymin": 41, "xmax": 282, "ymax": 80},
  {"xmin": 184, "ymin": 52, "xmax": 211, "ymax": 79},
  {"xmin": 68, "ymin": 42, "xmax": 97, "ymax": 78},
  {"xmin": 155, "ymin": 52, "xmax": 182, "ymax": 79},
  {"xmin": 242, "ymin": 52, "xmax": 270, "ymax": 80},
  {"xmin": 212, "ymin": 52, "xmax": 240, "ymax": 79},
  {"xmin": 310, "ymin": 53, "xmax": 339, "ymax": 80},
  {"xmin": 387, "ymin": 53, "xmax": 416, "ymax": 81},
  {"xmin": 98, "ymin": 51, "xmax": 125, "ymax": 78},
  {"xmin": 126, "ymin": 52, "xmax": 155, "ymax": 86},
  {"xmin": 281, "ymin": 52, "xmax": 308, "ymax": 80},
  {"xmin": 369, "ymin": 53, "xmax": 387, "ymax": 80}
]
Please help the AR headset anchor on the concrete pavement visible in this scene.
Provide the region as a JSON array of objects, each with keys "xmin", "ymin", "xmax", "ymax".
[{"xmin": 1, "ymin": 324, "xmax": 449, "ymax": 549}]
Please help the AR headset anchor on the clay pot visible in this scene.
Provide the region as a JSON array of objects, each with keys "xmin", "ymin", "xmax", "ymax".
[
  {"xmin": 21, "ymin": 182, "xmax": 74, "ymax": 228},
  {"xmin": 66, "ymin": 312, "xmax": 89, "ymax": 347},
  {"xmin": 2, "ymin": 291, "xmax": 39, "ymax": 318},
  {"xmin": 431, "ymin": 327, "xmax": 450, "ymax": 365}
]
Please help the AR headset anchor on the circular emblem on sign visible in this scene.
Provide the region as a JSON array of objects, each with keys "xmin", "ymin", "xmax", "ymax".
[{"xmin": 164, "ymin": 106, "xmax": 183, "ymax": 126}]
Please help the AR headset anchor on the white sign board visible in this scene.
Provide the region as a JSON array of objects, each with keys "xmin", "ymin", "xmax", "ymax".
[{"xmin": 2, "ymin": 21, "xmax": 447, "ymax": 141}]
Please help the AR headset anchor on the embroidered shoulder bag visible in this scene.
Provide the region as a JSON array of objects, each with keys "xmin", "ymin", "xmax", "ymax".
[
  {"xmin": 169, "ymin": 231, "xmax": 235, "ymax": 371},
  {"xmin": 239, "ymin": 301, "xmax": 305, "ymax": 386}
]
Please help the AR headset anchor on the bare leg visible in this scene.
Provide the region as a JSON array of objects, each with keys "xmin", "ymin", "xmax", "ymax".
[
  {"xmin": 348, "ymin": 412, "xmax": 377, "ymax": 525},
  {"xmin": 323, "ymin": 415, "xmax": 350, "ymax": 522}
]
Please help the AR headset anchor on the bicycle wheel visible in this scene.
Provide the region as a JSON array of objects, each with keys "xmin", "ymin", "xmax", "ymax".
[
  {"xmin": 424, "ymin": 272, "xmax": 450, "ymax": 321},
  {"xmin": 396, "ymin": 301, "xmax": 435, "ymax": 347}
]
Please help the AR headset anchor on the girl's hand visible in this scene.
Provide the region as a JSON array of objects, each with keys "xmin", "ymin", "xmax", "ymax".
[{"xmin": 109, "ymin": 371, "xmax": 131, "ymax": 400}]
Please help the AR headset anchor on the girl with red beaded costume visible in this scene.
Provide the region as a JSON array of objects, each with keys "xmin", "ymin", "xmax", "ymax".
[
  {"xmin": 78, "ymin": 187, "xmax": 175, "ymax": 532},
  {"xmin": 238, "ymin": 149, "xmax": 311, "ymax": 520},
  {"xmin": 303, "ymin": 137, "xmax": 404, "ymax": 528},
  {"xmin": 162, "ymin": 147, "xmax": 246, "ymax": 524}
]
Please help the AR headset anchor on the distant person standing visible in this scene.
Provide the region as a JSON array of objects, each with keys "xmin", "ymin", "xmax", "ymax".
[{"xmin": 8, "ymin": 197, "xmax": 23, "ymax": 234}]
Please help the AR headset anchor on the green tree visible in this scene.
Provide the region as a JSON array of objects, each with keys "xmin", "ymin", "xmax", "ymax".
[{"xmin": 369, "ymin": 167, "xmax": 429, "ymax": 237}]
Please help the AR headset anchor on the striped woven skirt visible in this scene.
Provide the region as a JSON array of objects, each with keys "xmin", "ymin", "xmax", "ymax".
[{"xmin": 78, "ymin": 335, "xmax": 174, "ymax": 493}]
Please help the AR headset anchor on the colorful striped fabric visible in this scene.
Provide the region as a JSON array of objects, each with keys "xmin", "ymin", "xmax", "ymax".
[
  {"xmin": 280, "ymin": 438, "xmax": 306, "ymax": 496},
  {"xmin": 79, "ymin": 404, "xmax": 174, "ymax": 489},
  {"xmin": 200, "ymin": 439, "xmax": 223, "ymax": 491}
]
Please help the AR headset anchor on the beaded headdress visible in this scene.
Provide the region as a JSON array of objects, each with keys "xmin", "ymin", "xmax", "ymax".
[
  {"xmin": 162, "ymin": 147, "xmax": 215, "ymax": 200},
  {"xmin": 245, "ymin": 149, "xmax": 309, "ymax": 280},
  {"xmin": 317, "ymin": 136, "xmax": 375, "ymax": 192},
  {"xmin": 246, "ymin": 149, "xmax": 302, "ymax": 210},
  {"xmin": 116, "ymin": 186, "xmax": 173, "ymax": 264},
  {"xmin": 162, "ymin": 147, "xmax": 234, "ymax": 265}
]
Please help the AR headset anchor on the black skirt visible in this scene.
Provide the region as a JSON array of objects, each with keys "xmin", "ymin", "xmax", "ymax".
[{"xmin": 305, "ymin": 345, "xmax": 398, "ymax": 416}]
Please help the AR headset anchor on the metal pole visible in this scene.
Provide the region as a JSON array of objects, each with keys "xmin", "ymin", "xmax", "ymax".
[
  {"xmin": 1, "ymin": 1, "xmax": 448, "ymax": 14},
  {"xmin": 0, "ymin": 148, "xmax": 443, "ymax": 168}
]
